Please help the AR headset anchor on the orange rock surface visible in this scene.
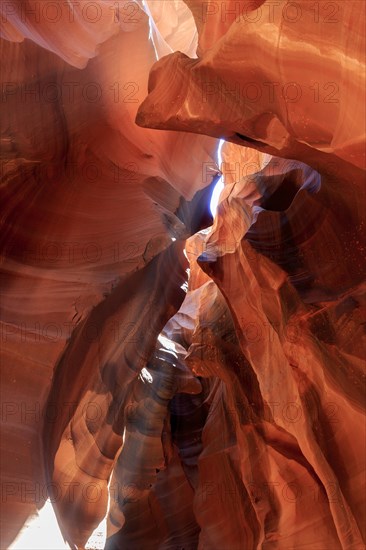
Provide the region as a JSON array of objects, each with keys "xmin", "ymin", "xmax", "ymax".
[{"xmin": 1, "ymin": 1, "xmax": 365, "ymax": 549}]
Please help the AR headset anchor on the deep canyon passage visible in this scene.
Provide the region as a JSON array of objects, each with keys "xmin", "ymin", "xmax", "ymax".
[{"xmin": 0, "ymin": 1, "xmax": 365, "ymax": 549}]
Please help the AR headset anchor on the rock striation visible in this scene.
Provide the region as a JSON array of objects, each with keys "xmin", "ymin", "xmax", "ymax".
[{"xmin": 1, "ymin": 1, "xmax": 365, "ymax": 549}]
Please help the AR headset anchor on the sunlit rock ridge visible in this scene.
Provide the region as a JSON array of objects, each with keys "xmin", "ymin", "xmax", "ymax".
[{"xmin": 0, "ymin": 1, "xmax": 365, "ymax": 549}]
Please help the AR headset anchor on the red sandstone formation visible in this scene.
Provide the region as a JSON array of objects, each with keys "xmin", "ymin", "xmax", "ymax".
[{"xmin": 1, "ymin": 1, "xmax": 365, "ymax": 549}]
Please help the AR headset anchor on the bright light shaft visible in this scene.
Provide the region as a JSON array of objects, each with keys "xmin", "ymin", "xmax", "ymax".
[{"xmin": 210, "ymin": 139, "xmax": 225, "ymax": 216}]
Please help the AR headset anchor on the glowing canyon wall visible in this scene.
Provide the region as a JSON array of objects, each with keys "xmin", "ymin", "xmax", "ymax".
[{"xmin": 0, "ymin": 1, "xmax": 365, "ymax": 549}]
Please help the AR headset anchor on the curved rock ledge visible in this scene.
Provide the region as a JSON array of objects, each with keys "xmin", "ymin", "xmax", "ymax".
[{"xmin": 1, "ymin": 1, "xmax": 365, "ymax": 549}]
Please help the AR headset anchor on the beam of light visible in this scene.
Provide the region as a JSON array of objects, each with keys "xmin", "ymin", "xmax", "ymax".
[
  {"xmin": 85, "ymin": 518, "xmax": 107, "ymax": 550},
  {"xmin": 210, "ymin": 139, "xmax": 225, "ymax": 216},
  {"xmin": 8, "ymin": 497, "xmax": 108, "ymax": 550},
  {"xmin": 9, "ymin": 499, "xmax": 70, "ymax": 550},
  {"xmin": 209, "ymin": 177, "xmax": 224, "ymax": 217},
  {"xmin": 142, "ymin": 0, "xmax": 160, "ymax": 60},
  {"xmin": 140, "ymin": 367, "xmax": 154, "ymax": 384},
  {"xmin": 157, "ymin": 334, "xmax": 178, "ymax": 358}
]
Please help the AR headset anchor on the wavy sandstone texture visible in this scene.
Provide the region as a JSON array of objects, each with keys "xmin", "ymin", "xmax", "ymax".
[{"xmin": 0, "ymin": 1, "xmax": 365, "ymax": 549}]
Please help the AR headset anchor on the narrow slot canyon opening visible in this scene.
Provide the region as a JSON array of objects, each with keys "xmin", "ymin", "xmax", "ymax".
[
  {"xmin": 209, "ymin": 139, "xmax": 225, "ymax": 217},
  {"xmin": 2, "ymin": 1, "xmax": 365, "ymax": 549}
]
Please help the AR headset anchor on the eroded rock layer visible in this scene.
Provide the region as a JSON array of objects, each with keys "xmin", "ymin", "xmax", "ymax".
[{"xmin": 1, "ymin": 1, "xmax": 365, "ymax": 549}]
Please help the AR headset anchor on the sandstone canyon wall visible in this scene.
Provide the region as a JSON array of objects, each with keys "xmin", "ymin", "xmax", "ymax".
[{"xmin": 0, "ymin": 1, "xmax": 365, "ymax": 549}]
